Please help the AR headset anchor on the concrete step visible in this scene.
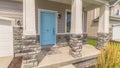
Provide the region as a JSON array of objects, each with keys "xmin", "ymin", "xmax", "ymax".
[{"xmin": 59, "ymin": 64, "xmax": 76, "ymax": 68}]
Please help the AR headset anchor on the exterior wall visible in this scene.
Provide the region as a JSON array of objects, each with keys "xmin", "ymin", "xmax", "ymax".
[
  {"xmin": 0, "ymin": 1, "xmax": 24, "ymax": 56},
  {"xmin": 35, "ymin": 0, "xmax": 71, "ymax": 34},
  {"xmin": 35, "ymin": 0, "xmax": 71, "ymax": 45},
  {"xmin": 0, "ymin": 1, "xmax": 22, "ymax": 19},
  {"xmin": 111, "ymin": 4, "xmax": 120, "ymax": 16},
  {"xmin": 87, "ymin": 9, "xmax": 120, "ymax": 37},
  {"xmin": 0, "ymin": 0, "xmax": 71, "ymax": 56},
  {"xmin": 87, "ymin": 4, "xmax": 120, "ymax": 38},
  {"xmin": 87, "ymin": 10, "xmax": 98, "ymax": 37}
]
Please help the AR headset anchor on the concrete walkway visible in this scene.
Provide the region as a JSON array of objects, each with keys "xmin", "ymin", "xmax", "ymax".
[
  {"xmin": 0, "ymin": 56, "xmax": 13, "ymax": 68},
  {"xmin": 37, "ymin": 44, "xmax": 100, "ymax": 68}
]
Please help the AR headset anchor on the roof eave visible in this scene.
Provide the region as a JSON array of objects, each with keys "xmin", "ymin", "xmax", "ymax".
[{"xmin": 110, "ymin": 0, "xmax": 120, "ymax": 7}]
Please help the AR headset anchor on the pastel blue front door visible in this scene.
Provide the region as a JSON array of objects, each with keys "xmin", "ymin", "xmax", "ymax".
[{"xmin": 40, "ymin": 10, "xmax": 56, "ymax": 46}]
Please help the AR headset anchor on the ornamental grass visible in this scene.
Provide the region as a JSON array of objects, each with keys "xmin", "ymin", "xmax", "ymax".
[{"xmin": 96, "ymin": 42, "xmax": 120, "ymax": 68}]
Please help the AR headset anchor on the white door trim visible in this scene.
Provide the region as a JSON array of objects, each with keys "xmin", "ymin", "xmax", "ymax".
[{"xmin": 38, "ymin": 9, "xmax": 58, "ymax": 46}]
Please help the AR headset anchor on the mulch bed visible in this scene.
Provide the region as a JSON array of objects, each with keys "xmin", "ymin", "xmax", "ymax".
[{"xmin": 8, "ymin": 56, "xmax": 23, "ymax": 68}]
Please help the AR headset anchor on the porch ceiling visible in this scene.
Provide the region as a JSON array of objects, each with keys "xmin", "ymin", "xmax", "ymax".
[
  {"xmin": 49, "ymin": 0, "xmax": 107, "ymax": 11},
  {"xmin": 0, "ymin": 0, "xmax": 112, "ymax": 10}
]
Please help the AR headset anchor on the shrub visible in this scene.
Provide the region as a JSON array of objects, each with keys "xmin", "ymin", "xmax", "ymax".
[{"xmin": 96, "ymin": 42, "xmax": 120, "ymax": 68}]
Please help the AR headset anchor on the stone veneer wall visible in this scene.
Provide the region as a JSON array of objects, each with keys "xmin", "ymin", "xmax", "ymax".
[
  {"xmin": 13, "ymin": 28, "xmax": 87, "ymax": 67},
  {"xmin": 13, "ymin": 26, "xmax": 23, "ymax": 56},
  {"xmin": 22, "ymin": 35, "xmax": 41, "ymax": 67},
  {"xmin": 56, "ymin": 34, "xmax": 70, "ymax": 47},
  {"xmin": 13, "ymin": 23, "xmax": 41, "ymax": 67},
  {"xmin": 36, "ymin": 34, "xmax": 71, "ymax": 47},
  {"xmin": 36, "ymin": 34, "xmax": 87, "ymax": 47}
]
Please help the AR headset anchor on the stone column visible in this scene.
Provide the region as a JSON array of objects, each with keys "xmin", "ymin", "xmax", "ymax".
[
  {"xmin": 69, "ymin": 0, "xmax": 83, "ymax": 58},
  {"xmin": 97, "ymin": 5, "xmax": 110, "ymax": 49},
  {"xmin": 23, "ymin": 0, "xmax": 36, "ymax": 35}
]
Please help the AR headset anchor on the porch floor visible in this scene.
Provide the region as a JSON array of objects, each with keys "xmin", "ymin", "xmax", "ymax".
[
  {"xmin": 37, "ymin": 44, "xmax": 100, "ymax": 68},
  {"xmin": 0, "ymin": 56, "xmax": 13, "ymax": 68}
]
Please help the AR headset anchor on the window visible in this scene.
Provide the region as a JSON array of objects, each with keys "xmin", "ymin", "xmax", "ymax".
[
  {"xmin": 66, "ymin": 11, "xmax": 71, "ymax": 33},
  {"xmin": 115, "ymin": 9, "xmax": 120, "ymax": 16},
  {"xmin": 114, "ymin": 8, "xmax": 120, "ymax": 16}
]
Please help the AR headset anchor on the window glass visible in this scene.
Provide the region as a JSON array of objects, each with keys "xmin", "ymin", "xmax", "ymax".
[
  {"xmin": 115, "ymin": 9, "xmax": 119, "ymax": 16},
  {"xmin": 66, "ymin": 12, "xmax": 71, "ymax": 33}
]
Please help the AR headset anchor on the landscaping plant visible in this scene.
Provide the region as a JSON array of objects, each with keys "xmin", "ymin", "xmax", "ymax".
[{"xmin": 96, "ymin": 42, "xmax": 120, "ymax": 68}]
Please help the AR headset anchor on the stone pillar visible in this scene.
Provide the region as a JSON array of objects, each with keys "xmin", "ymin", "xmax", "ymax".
[
  {"xmin": 69, "ymin": 0, "xmax": 83, "ymax": 58},
  {"xmin": 23, "ymin": 0, "xmax": 36, "ymax": 35},
  {"xmin": 97, "ymin": 5, "xmax": 110, "ymax": 49}
]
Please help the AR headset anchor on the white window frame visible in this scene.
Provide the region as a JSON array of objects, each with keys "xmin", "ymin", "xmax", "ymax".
[
  {"xmin": 65, "ymin": 9, "xmax": 71, "ymax": 34},
  {"xmin": 114, "ymin": 8, "xmax": 120, "ymax": 16}
]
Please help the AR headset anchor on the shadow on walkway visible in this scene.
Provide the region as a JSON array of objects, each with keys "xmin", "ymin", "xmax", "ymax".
[{"xmin": 8, "ymin": 56, "xmax": 23, "ymax": 68}]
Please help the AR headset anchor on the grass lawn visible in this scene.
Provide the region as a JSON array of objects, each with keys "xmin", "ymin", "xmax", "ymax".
[
  {"xmin": 87, "ymin": 38, "xmax": 120, "ymax": 47},
  {"xmin": 87, "ymin": 38, "xmax": 97, "ymax": 46}
]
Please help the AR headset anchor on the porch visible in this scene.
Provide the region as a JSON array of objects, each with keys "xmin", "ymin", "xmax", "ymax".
[
  {"xmin": 0, "ymin": 0, "xmax": 114, "ymax": 68},
  {"xmin": 21, "ymin": 0, "xmax": 109, "ymax": 67},
  {"xmin": 21, "ymin": 44, "xmax": 100, "ymax": 68}
]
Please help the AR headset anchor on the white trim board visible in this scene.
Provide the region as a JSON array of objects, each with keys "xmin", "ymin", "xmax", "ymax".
[
  {"xmin": 0, "ymin": 16, "xmax": 15, "ymax": 26},
  {"xmin": 65, "ymin": 9, "xmax": 71, "ymax": 34}
]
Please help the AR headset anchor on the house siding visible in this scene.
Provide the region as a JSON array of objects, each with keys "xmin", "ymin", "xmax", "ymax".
[
  {"xmin": 110, "ymin": 4, "xmax": 120, "ymax": 16},
  {"xmin": 0, "ymin": 1, "xmax": 22, "ymax": 19},
  {"xmin": 35, "ymin": 0, "xmax": 71, "ymax": 46},
  {"xmin": 87, "ymin": 10, "xmax": 98, "ymax": 37},
  {"xmin": 87, "ymin": 5, "xmax": 120, "ymax": 37},
  {"xmin": 0, "ymin": 0, "xmax": 72, "ymax": 46},
  {"xmin": 0, "ymin": 1, "xmax": 24, "ymax": 56},
  {"xmin": 0, "ymin": 1, "xmax": 72, "ymax": 56},
  {"xmin": 35, "ymin": 0, "xmax": 71, "ymax": 34}
]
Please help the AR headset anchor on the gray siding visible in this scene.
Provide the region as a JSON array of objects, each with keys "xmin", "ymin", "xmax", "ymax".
[
  {"xmin": 35, "ymin": 0, "xmax": 71, "ymax": 34},
  {"xmin": 0, "ymin": 0, "xmax": 71, "ymax": 33},
  {"xmin": 0, "ymin": 1, "xmax": 22, "ymax": 19}
]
